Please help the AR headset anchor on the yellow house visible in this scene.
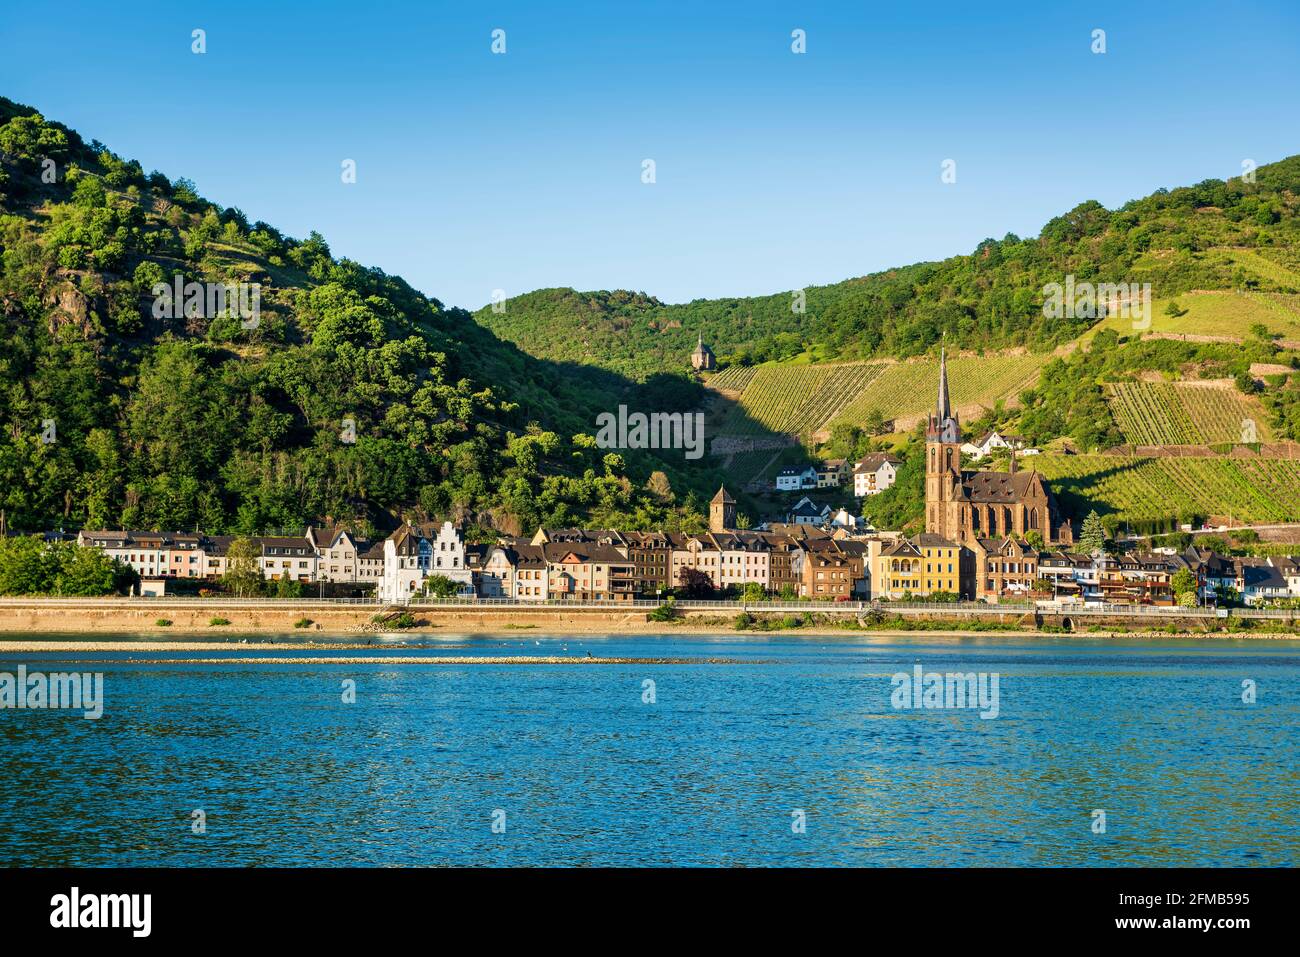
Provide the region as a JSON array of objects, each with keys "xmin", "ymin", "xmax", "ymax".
[
  {"xmin": 915, "ymin": 533, "xmax": 962, "ymax": 596},
  {"xmin": 876, "ymin": 534, "xmax": 962, "ymax": 599}
]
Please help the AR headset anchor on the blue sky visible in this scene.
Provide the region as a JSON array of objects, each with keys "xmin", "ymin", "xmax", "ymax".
[{"xmin": 3, "ymin": 1, "xmax": 1299, "ymax": 309}]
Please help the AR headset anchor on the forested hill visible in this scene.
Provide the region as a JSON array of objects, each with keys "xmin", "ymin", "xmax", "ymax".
[
  {"xmin": 473, "ymin": 157, "xmax": 1300, "ymax": 378},
  {"xmin": 0, "ymin": 96, "xmax": 720, "ymax": 538}
]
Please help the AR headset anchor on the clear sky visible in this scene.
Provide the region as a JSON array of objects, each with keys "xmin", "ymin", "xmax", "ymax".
[{"xmin": 3, "ymin": 1, "xmax": 1298, "ymax": 309}]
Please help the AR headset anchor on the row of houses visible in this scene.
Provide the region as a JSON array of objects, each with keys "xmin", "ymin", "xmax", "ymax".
[
  {"xmin": 473, "ymin": 526, "xmax": 873, "ymax": 603},
  {"xmin": 775, "ymin": 454, "xmax": 902, "ymax": 497},
  {"xmin": 76, "ymin": 527, "xmax": 388, "ymax": 586},
  {"xmin": 72, "ymin": 519, "xmax": 878, "ymax": 604},
  {"xmin": 70, "ymin": 496, "xmax": 1300, "ymax": 608}
]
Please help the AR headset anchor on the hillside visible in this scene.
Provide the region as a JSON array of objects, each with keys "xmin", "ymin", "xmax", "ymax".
[
  {"xmin": 473, "ymin": 157, "xmax": 1300, "ymax": 378},
  {"xmin": 0, "ymin": 97, "xmax": 727, "ymax": 537}
]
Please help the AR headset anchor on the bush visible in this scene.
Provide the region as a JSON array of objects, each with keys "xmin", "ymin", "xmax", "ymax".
[
  {"xmin": 209, "ymin": 616, "xmax": 231, "ymax": 626},
  {"xmin": 294, "ymin": 617, "xmax": 313, "ymax": 629},
  {"xmin": 155, "ymin": 618, "xmax": 172, "ymax": 627},
  {"xmin": 648, "ymin": 597, "xmax": 679, "ymax": 622}
]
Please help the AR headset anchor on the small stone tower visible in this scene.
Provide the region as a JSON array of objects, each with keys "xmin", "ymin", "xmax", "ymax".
[
  {"xmin": 691, "ymin": 334, "xmax": 716, "ymax": 371},
  {"xmin": 709, "ymin": 486, "xmax": 736, "ymax": 532}
]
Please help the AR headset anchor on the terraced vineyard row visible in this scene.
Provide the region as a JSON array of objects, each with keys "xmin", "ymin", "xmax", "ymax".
[
  {"xmin": 1175, "ymin": 382, "xmax": 1274, "ymax": 444},
  {"xmin": 1034, "ymin": 454, "xmax": 1300, "ymax": 524},
  {"xmin": 1220, "ymin": 247, "xmax": 1300, "ymax": 289},
  {"xmin": 1106, "ymin": 382, "xmax": 1200, "ymax": 444},
  {"xmin": 712, "ymin": 352, "xmax": 1048, "ymax": 438},
  {"xmin": 718, "ymin": 363, "xmax": 887, "ymax": 435},
  {"xmin": 1106, "ymin": 380, "xmax": 1274, "ymax": 445},
  {"xmin": 831, "ymin": 353, "xmax": 1047, "ymax": 429},
  {"xmin": 707, "ymin": 365, "xmax": 760, "ymax": 392}
]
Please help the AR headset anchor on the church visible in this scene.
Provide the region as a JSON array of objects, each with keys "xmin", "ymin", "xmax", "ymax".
[{"xmin": 924, "ymin": 350, "xmax": 1074, "ymax": 547}]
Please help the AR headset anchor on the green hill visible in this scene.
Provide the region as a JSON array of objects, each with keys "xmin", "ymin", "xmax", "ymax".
[
  {"xmin": 473, "ymin": 156, "xmax": 1300, "ymax": 378},
  {"xmin": 0, "ymin": 97, "xmax": 725, "ymax": 537}
]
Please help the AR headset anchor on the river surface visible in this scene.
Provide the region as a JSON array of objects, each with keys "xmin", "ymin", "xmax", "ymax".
[{"xmin": 1, "ymin": 632, "xmax": 1296, "ymax": 866}]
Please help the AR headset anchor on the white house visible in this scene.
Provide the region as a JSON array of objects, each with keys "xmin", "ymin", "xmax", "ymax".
[
  {"xmin": 961, "ymin": 430, "xmax": 1026, "ymax": 461},
  {"xmin": 787, "ymin": 496, "xmax": 831, "ymax": 526},
  {"xmin": 775, "ymin": 465, "xmax": 819, "ymax": 492},
  {"xmin": 829, "ymin": 508, "xmax": 870, "ymax": 531},
  {"xmin": 380, "ymin": 521, "xmax": 475, "ymax": 603},
  {"xmin": 852, "ymin": 453, "xmax": 901, "ymax": 497}
]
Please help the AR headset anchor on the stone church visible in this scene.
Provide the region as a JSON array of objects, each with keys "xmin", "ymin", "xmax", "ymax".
[{"xmin": 924, "ymin": 350, "xmax": 1074, "ymax": 546}]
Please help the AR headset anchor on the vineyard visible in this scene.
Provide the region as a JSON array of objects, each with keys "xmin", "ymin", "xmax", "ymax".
[
  {"xmin": 1106, "ymin": 380, "xmax": 1274, "ymax": 445},
  {"xmin": 714, "ymin": 362, "xmax": 886, "ymax": 436},
  {"xmin": 1091, "ymin": 288, "xmax": 1300, "ymax": 342},
  {"xmin": 708, "ymin": 351, "xmax": 1047, "ymax": 438},
  {"xmin": 707, "ymin": 365, "xmax": 760, "ymax": 392},
  {"xmin": 830, "ymin": 353, "xmax": 1047, "ymax": 430},
  {"xmin": 1033, "ymin": 454, "xmax": 1300, "ymax": 524}
]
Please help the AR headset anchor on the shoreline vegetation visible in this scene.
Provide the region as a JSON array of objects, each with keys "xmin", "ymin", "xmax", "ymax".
[{"xmin": 0, "ymin": 604, "xmax": 1296, "ymax": 641}]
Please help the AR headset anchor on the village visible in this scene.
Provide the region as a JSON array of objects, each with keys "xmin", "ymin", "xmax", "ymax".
[{"xmin": 65, "ymin": 356, "xmax": 1300, "ymax": 610}]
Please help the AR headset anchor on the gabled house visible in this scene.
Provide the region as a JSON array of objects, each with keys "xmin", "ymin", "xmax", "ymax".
[
  {"xmin": 380, "ymin": 521, "xmax": 474, "ymax": 603},
  {"xmin": 817, "ymin": 459, "xmax": 849, "ymax": 487},
  {"xmin": 307, "ymin": 525, "xmax": 361, "ymax": 582},
  {"xmin": 775, "ymin": 465, "xmax": 819, "ymax": 492},
  {"xmin": 961, "ymin": 430, "xmax": 1026, "ymax": 461},
  {"xmin": 853, "ymin": 453, "xmax": 901, "ymax": 497},
  {"xmin": 787, "ymin": 496, "xmax": 830, "ymax": 526},
  {"xmin": 972, "ymin": 537, "xmax": 1039, "ymax": 602}
]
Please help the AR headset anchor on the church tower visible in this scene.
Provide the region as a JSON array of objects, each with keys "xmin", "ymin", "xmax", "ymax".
[
  {"xmin": 709, "ymin": 486, "xmax": 736, "ymax": 532},
  {"xmin": 925, "ymin": 347, "xmax": 963, "ymax": 538}
]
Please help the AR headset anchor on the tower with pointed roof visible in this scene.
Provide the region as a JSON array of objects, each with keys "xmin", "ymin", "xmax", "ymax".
[
  {"xmin": 925, "ymin": 347, "xmax": 964, "ymax": 540},
  {"xmin": 921, "ymin": 346, "xmax": 1074, "ymax": 549},
  {"xmin": 691, "ymin": 334, "xmax": 716, "ymax": 371},
  {"xmin": 709, "ymin": 486, "xmax": 736, "ymax": 532}
]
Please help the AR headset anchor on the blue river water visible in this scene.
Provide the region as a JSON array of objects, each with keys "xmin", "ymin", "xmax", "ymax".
[{"xmin": 1, "ymin": 632, "xmax": 1297, "ymax": 867}]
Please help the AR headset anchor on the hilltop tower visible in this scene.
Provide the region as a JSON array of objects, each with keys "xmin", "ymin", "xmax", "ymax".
[
  {"xmin": 709, "ymin": 486, "xmax": 736, "ymax": 532},
  {"xmin": 925, "ymin": 347, "xmax": 963, "ymax": 539},
  {"xmin": 691, "ymin": 334, "xmax": 716, "ymax": 371}
]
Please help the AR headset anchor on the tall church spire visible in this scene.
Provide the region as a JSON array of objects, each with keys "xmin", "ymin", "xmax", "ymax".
[{"xmin": 936, "ymin": 345, "xmax": 951, "ymax": 421}]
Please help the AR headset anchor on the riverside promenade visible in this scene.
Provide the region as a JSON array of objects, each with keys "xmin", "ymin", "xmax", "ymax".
[{"xmin": 0, "ymin": 596, "xmax": 1296, "ymax": 635}]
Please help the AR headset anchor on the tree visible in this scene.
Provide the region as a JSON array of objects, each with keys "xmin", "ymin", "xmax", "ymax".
[
  {"xmin": 222, "ymin": 537, "xmax": 263, "ymax": 596},
  {"xmin": 0, "ymin": 536, "xmax": 56, "ymax": 595},
  {"xmin": 740, "ymin": 582, "xmax": 765, "ymax": 602},
  {"xmin": 274, "ymin": 576, "xmax": 303, "ymax": 598},
  {"xmin": 1171, "ymin": 567, "xmax": 1199, "ymax": 605},
  {"xmin": 422, "ymin": 574, "xmax": 460, "ymax": 598},
  {"xmin": 677, "ymin": 567, "xmax": 713, "ymax": 598},
  {"xmin": 646, "ymin": 471, "xmax": 674, "ymax": 502},
  {"xmin": 53, "ymin": 544, "xmax": 132, "ymax": 596},
  {"xmin": 1079, "ymin": 510, "xmax": 1108, "ymax": 554}
]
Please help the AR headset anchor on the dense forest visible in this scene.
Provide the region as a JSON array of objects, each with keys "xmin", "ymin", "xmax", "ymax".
[
  {"xmin": 0, "ymin": 97, "xmax": 725, "ymax": 538},
  {"xmin": 474, "ymin": 159, "xmax": 1300, "ymax": 378}
]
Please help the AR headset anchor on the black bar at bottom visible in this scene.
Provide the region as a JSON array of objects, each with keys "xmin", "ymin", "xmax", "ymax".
[{"xmin": 0, "ymin": 867, "xmax": 1283, "ymax": 943}]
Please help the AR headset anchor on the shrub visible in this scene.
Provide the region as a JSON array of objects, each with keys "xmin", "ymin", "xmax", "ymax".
[
  {"xmin": 209, "ymin": 616, "xmax": 231, "ymax": 626},
  {"xmin": 648, "ymin": 597, "xmax": 679, "ymax": 622},
  {"xmin": 155, "ymin": 618, "xmax": 172, "ymax": 627},
  {"xmin": 294, "ymin": 617, "xmax": 313, "ymax": 629}
]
